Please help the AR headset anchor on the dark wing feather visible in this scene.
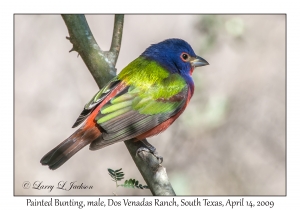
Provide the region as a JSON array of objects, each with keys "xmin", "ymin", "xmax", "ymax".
[{"xmin": 72, "ymin": 78, "xmax": 120, "ymax": 128}]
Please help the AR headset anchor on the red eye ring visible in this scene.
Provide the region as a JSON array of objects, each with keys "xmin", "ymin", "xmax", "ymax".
[{"xmin": 180, "ymin": 53, "xmax": 189, "ymax": 61}]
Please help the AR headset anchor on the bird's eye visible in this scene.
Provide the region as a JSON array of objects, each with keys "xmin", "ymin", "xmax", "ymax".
[{"xmin": 180, "ymin": 53, "xmax": 189, "ymax": 61}]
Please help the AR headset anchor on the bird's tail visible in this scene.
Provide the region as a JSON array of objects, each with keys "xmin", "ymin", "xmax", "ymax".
[{"xmin": 40, "ymin": 126, "xmax": 101, "ymax": 170}]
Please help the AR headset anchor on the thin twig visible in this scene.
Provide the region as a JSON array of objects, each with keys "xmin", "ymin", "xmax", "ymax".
[{"xmin": 109, "ymin": 14, "xmax": 124, "ymax": 67}]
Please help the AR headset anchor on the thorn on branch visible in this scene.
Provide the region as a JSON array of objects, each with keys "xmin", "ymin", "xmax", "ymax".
[{"xmin": 66, "ymin": 36, "xmax": 79, "ymax": 53}]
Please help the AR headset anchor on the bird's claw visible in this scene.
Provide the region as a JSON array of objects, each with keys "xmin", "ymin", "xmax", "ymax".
[
  {"xmin": 136, "ymin": 147, "xmax": 163, "ymax": 164},
  {"xmin": 155, "ymin": 154, "xmax": 163, "ymax": 164}
]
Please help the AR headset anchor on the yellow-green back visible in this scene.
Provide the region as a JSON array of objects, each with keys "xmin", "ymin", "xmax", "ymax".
[{"xmin": 118, "ymin": 57, "xmax": 187, "ymax": 100}]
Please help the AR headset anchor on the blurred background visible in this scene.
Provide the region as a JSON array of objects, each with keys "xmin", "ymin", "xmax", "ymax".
[{"xmin": 15, "ymin": 15, "xmax": 285, "ymax": 195}]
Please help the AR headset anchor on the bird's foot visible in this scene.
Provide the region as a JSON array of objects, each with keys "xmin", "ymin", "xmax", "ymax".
[{"xmin": 136, "ymin": 139, "xmax": 163, "ymax": 164}]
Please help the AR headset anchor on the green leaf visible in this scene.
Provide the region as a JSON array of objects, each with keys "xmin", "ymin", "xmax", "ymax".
[
  {"xmin": 116, "ymin": 172, "xmax": 124, "ymax": 177},
  {"xmin": 107, "ymin": 168, "xmax": 148, "ymax": 190},
  {"xmin": 108, "ymin": 168, "xmax": 115, "ymax": 174},
  {"xmin": 115, "ymin": 168, "xmax": 122, "ymax": 172},
  {"xmin": 108, "ymin": 168, "xmax": 125, "ymax": 185}
]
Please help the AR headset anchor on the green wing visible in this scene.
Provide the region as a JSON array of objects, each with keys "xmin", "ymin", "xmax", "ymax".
[{"xmin": 90, "ymin": 74, "xmax": 188, "ymax": 150}]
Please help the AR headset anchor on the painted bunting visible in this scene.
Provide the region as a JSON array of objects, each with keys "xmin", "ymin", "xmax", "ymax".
[{"xmin": 40, "ymin": 38, "xmax": 209, "ymax": 170}]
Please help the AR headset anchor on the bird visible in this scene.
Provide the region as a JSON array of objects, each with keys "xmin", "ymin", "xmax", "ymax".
[{"xmin": 40, "ymin": 38, "xmax": 209, "ymax": 170}]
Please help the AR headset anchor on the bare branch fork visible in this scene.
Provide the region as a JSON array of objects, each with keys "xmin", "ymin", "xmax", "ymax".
[{"xmin": 61, "ymin": 14, "xmax": 176, "ymax": 195}]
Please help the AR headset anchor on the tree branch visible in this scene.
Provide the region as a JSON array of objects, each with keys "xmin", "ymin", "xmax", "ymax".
[
  {"xmin": 109, "ymin": 14, "xmax": 124, "ymax": 67},
  {"xmin": 124, "ymin": 140, "xmax": 176, "ymax": 195},
  {"xmin": 62, "ymin": 15, "xmax": 116, "ymax": 88},
  {"xmin": 61, "ymin": 14, "xmax": 175, "ymax": 196}
]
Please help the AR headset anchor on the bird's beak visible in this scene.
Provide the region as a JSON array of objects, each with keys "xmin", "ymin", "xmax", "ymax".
[{"xmin": 190, "ymin": 56, "xmax": 209, "ymax": 67}]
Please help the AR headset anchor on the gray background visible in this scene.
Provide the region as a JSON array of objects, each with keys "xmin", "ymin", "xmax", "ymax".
[{"xmin": 15, "ymin": 15, "xmax": 285, "ymax": 195}]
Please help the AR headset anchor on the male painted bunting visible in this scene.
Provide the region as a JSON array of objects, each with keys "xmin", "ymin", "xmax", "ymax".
[{"xmin": 41, "ymin": 38, "xmax": 209, "ymax": 170}]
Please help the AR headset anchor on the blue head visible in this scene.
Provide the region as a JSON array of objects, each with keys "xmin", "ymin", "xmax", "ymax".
[{"xmin": 141, "ymin": 38, "xmax": 209, "ymax": 75}]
